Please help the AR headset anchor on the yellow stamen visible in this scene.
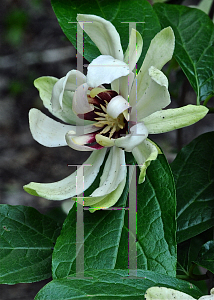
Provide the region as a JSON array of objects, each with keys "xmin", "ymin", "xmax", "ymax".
[
  {"xmin": 100, "ymin": 104, "xmax": 107, "ymax": 113},
  {"xmin": 100, "ymin": 125, "xmax": 111, "ymax": 134},
  {"xmin": 95, "ymin": 111, "xmax": 106, "ymax": 117}
]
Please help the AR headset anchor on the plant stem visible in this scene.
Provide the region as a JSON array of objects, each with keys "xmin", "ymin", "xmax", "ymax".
[
  {"xmin": 188, "ymin": 263, "xmax": 208, "ymax": 281},
  {"xmin": 203, "ymin": 94, "xmax": 214, "ymax": 107}
]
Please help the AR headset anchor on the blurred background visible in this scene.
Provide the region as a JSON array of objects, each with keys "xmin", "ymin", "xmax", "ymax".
[{"xmin": 0, "ymin": 0, "xmax": 213, "ymax": 298}]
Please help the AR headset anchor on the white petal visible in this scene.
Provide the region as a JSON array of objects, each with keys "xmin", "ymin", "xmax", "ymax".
[
  {"xmin": 124, "ymin": 29, "xmax": 143, "ymax": 71},
  {"xmin": 130, "ymin": 27, "xmax": 175, "ymax": 103},
  {"xmin": 34, "ymin": 76, "xmax": 85, "ymax": 125},
  {"xmin": 132, "ymin": 139, "xmax": 160, "ymax": 184},
  {"xmin": 90, "ymin": 147, "xmax": 126, "ymax": 196},
  {"xmin": 111, "ymin": 78, "xmax": 120, "ymax": 94},
  {"xmin": 107, "ymin": 95, "xmax": 130, "ymax": 119},
  {"xmin": 199, "ymin": 296, "xmax": 214, "ymax": 300},
  {"xmin": 51, "ymin": 70, "xmax": 86, "ymax": 112},
  {"xmin": 66, "ymin": 130, "xmax": 103, "ymax": 151},
  {"xmin": 145, "ymin": 287, "xmax": 196, "ymax": 300},
  {"xmin": 87, "ymin": 55, "xmax": 129, "ymax": 88},
  {"xmin": 115, "ymin": 122, "xmax": 148, "ymax": 152},
  {"xmin": 142, "ymin": 105, "xmax": 209, "ymax": 134},
  {"xmin": 77, "ymin": 14, "xmax": 123, "ymax": 60},
  {"xmin": 23, "ymin": 148, "xmax": 107, "ymax": 200},
  {"xmin": 72, "ymin": 83, "xmax": 94, "ymax": 114},
  {"xmin": 133, "ymin": 66, "xmax": 170, "ymax": 120},
  {"xmin": 29, "ymin": 108, "xmax": 75, "ymax": 147},
  {"xmin": 198, "ymin": 288, "xmax": 214, "ymax": 300}
]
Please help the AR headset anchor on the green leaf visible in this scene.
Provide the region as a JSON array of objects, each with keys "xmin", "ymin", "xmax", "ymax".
[
  {"xmin": 52, "ymin": 176, "xmax": 129, "ymax": 279},
  {"xmin": 194, "ymin": 240, "xmax": 214, "ymax": 273},
  {"xmin": 35, "ymin": 269, "xmax": 203, "ymax": 300},
  {"xmin": 171, "ymin": 132, "xmax": 214, "ymax": 243},
  {"xmin": 52, "ymin": 153, "xmax": 176, "ymax": 278},
  {"xmin": 177, "ymin": 228, "xmax": 213, "ymax": 275},
  {"xmin": 51, "ymin": 0, "xmax": 161, "ymax": 67},
  {"xmin": 153, "ymin": 4, "xmax": 214, "ymax": 102},
  {"xmin": 0, "ymin": 205, "xmax": 61, "ymax": 284},
  {"xmin": 116, "ymin": 153, "xmax": 177, "ymax": 277}
]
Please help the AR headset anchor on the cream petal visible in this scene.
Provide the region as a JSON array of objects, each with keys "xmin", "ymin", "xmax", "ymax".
[
  {"xmin": 95, "ymin": 134, "xmax": 115, "ymax": 147},
  {"xmin": 23, "ymin": 148, "xmax": 107, "ymax": 200},
  {"xmin": 142, "ymin": 105, "xmax": 209, "ymax": 134},
  {"xmin": 87, "ymin": 55, "xmax": 129, "ymax": 88},
  {"xmin": 124, "ymin": 29, "xmax": 143, "ymax": 71},
  {"xmin": 132, "ymin": 139, "xmax": 160, "ymax": 184},
  {"xmin": 77, "ymin": 14, "xmax": 123, "ymax": 60},
  {"xmin": 107, "ymin": 95, "xmax": 130, "ymax": 119},
  {"xmin": 145, "ymin": 287, "xmax": 196, "ymax": 300},
  {"xmin": 72, "ymin": 83, "xmax": 94, "ymax": 114},
  {"xmin": 111, "ymin": 78, "xmax": 120, "ymax": 94},
  {"xmin": 115, "ymin": 122, "xmax": 148, "ymax": 152},
  {"xmin": 29, "ymin": 108, "xmax": 75, "ymax": 147},
  {"xmin": 119, "ymin": 72, "xmax": 135, "ymax": 101},
  {"xmin": 34, "ymin": 76, "xmax": 87, "ymax": 125},
  {"xmin": 133, "ymin": 66, "xmax": 171, "ymax": 120},
  {"xmin": 51, "ymin": 70, "xmax": 86, "ymax": 112},
  {"xmin": 130, "ymin": 27, "xmax": 175, "ymax": 103},
  {"xmin": 66, "ymin": 130, "xmax": 103, "ymax": 151},
  {"xmin": 90, "ymin": 146, "xmax": 126, "ymax": 196}
]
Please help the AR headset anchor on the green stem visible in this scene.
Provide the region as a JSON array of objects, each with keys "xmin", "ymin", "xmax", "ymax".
[
  {"xmin": 187, "ymin": 263, "xmax": 208, "ymax": 281},
  {"xmin": 208, "ymin": 107, "xmax": 214, "ymax": 113},
  {"xmin": 176, "ymin": 275, "xmax": 190, "ymax": 281},
  {"xmin": 203, "ymin": 94, "xmax": 214, "ymax": 107}
]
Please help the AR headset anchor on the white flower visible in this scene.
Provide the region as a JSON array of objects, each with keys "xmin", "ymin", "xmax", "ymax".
[
  {"xmin": 145, "ymin": 286, "xmax": 214, "ymax": 300},
  {"xmin": 24, "ymin": 14, "xmax": 208, "ymax": 211}
]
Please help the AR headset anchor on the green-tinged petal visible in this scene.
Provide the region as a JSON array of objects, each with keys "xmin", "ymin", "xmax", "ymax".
[
  {"xmin": 130, "ymin": 27, "xmax": 175, "ymax": 103},
  {"xmin": 51, "ymin": 70, "xmax": 86, "ymax": 112},
  {"xmin": 91, "ymin": 147, "xmax": 126, "ymax": 196},
  {"xmin": 124, "ymin": 29, "xmax": 143, "ymax": 71},
  {"xmin": 77, "ymin": 14, "xmax": 123, "ymax": 60},
  {"xmin": 61, "ymin": 199, "xmax": 75, "ymax": 214},
  {"xmin": 145, "ymin": 287, "xmax": 196, "ymax": 300},
  {"xmin": 142, "ymin": 105, "xmax": 209, "ymax": 134},
  {"xmin": 95, "ymin": 134, "xmax": 115, "ymax": 147},
  {"xmin": 29, "ymin": 108, "xmax": 76, "ymax": 147},
  {"xmin": 132, "ymin": 139, "xmax": 160, "ymax": 184},
  {"xmin": 23, "ymin": 148, "xmax": 107, "ymax": 200},
  {"xmin": 34, "ymin": 76, "xmax": 92, "ymax": 125},
  {"xmin": 119, "ymin": 72, "xmax": 135, "ymax": 100},
  {"xmin": 133, "ymin": 66, "xmax": 170, "ymax": 120},
  {"xmin": 75, "ymin": 176, "xmax": 126, "ymax": 212}
]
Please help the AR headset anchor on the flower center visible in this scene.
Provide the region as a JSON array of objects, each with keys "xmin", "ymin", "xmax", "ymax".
[{"xmin": 93, "ymin": 100, "xmax": 126, "ymax": 138}]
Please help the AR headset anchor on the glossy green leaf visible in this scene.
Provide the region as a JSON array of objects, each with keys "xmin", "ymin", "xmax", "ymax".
[
  {"xmin": 154, "ymin": 4, "xmax": 214, "ymax": 102},
  {"xmin": 116, "ymin": 153, "xmax": 176, "ymax": 277},
  {"xmin": 194, "ymin": 240, "xmax": 214, "ymax": 273},
  {"xmin": 51, "ymin": 0, "xmax": 161, "ymax": 68},
  {"xmin": 177, "ymin": 228, "xmax": 213, "ymax": 275},
  {"xmin": 35, "ymin": 269, "xmax": 202, "ymax": 300},
  {"xmin": 52, "ymin": 153, "xmax": 176, "ymax": 279},
  {"xmin": 171, "ymin": 132, "xmax": 214, "ymax": 243},
  {"xmin": 0, "ymin": 205, "xmax": 61, "ymax": 284},
  {"xmin": 52, "ymin": 174, "xmax": 129, "ymax": 279}
]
